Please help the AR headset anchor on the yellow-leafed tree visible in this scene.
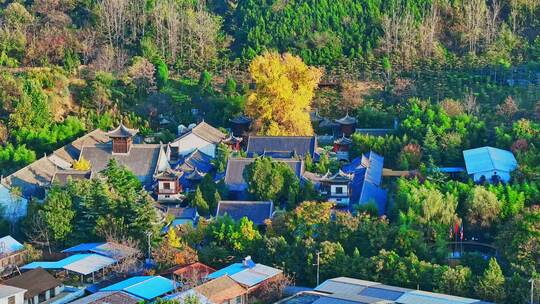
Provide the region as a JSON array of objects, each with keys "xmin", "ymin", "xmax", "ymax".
[
  {"xmin": 246, "ymin": 52, "xmax": 322, "ymax": 136},
  {"xmin": 72, "ymin": 156, "xmax": 91, "ymax": 171}
]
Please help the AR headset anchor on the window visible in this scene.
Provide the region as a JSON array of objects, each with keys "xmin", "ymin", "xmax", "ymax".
[
  {"xmin": 8, "ymin": 296, "xmax": 15, "ymax": 304},
  {"xmin": 335, "ymin": 187, "xmax": 344, "ymax": 194},
  {"xmin": 236, "ymin": 296, "xmax": 242, "ymax": 304},
  {"xmin": 163, "ymin": 182, "xmax": 171, "ymax": 190}
]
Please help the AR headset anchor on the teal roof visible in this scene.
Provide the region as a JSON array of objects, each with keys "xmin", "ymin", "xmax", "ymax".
[
  {"xmin": 101, "ymin": 276, "xmax": 176, "ymax": 300},
  {"xmin": 22, "ymin": 253, "xmax": 116, "ymax": 275},
  {"xmin": 463, "ymin": 147, "xmax": 517, "ymax": 174},
  {"xmin": 22, "ymin": 254, "xmax": 91, "ymax": 269}
]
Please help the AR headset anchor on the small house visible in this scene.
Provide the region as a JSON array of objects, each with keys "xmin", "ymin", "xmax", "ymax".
[
  {"xmin": 318, "ymin": 171, "xmax": 354, "ymax": 207},
  {"xmin": 0, "ymin": 285, "xmax": 26, "ymax": 304},
  {"xmin": 463, "ymin": 147, "xmax": 518, "ymax": 183},
  {"xmin": 3, "ymin": 268, "xmax": 64, "ymax": 304},
  {"xmin": 207, "ymin": 256, "xmax": 283, "ymax": 292}
]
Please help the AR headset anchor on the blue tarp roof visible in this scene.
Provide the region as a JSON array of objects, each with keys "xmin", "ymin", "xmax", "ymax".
[
  {"xmin": 62, "ymin": 243, "xmax": 104, "ymax": 253},
  {"xmin": 206, "ymin": 263, "xmax": 246, "ymax": 279},
  {"xmin": 346, "ymin": 151, "xmax": 387, "ymax": 215},
  {"xmin": 463, "ymin": 147, "xmax": 517, "ymax": 174},
  {"xmin": 0, "ymin": 236, "xmax": 24, "ymax": 255},
  {"xmin": 101, "ymin": 276, "xmax": 176, "ymax": 300}
]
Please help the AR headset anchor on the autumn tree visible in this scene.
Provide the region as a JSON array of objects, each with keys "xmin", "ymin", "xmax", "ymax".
[
  {"xmin": 72, "ymin": 156, "xmax": 91, "ymax": 171},
  {"xmin": 246, "ymin": 52, "xmax": 322, "ymax": 136}
]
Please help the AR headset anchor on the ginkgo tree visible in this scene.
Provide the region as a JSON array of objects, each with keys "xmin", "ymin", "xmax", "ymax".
[{"xmin": 246, "ymin": 51, "xmax": 322, "ymax": 136}]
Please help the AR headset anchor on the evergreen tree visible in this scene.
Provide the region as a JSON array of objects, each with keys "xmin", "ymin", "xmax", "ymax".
[
  {"xmin": 192, "ymin": 187, "xmax": 210, "ymax": 216},
  {"xmin": 475, "ymin": 258, "xmax": 506, "ymax": 302}
]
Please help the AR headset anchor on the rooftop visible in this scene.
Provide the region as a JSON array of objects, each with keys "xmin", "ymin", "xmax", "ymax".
[
  {"xmin": 309, "ymin": 277, "xmax": 491, "ymax": 304},
  {"xmin": 246, "ymin": 136, "xmax": 317, "ymax": 158},
  {"xmin": 216, "ymin": 201, "xmax": 273, "ymax": 225},
  {"xmin": 106, "ymin": 124, "xmax": 139, "ymax": 138},
  {"xmin": 62, "ymin": 242, "xmax": 140, "ymax": 260},
  {"xmin": 68, "ymin": 291, "xmax": 141, "ymax": 304},
  {"xmin": 225, "ymin": 158, "xmax": 304, "ymax": 192},
  {"xmin": 52, "ymin": 170, "xmax": 93, "ymax": 186},
  {"xmin": 3, "ymin": 268, "xmax": 61, "ymax": 299},
  {"xmin": 100, "ymin": 276, "xmax": 176, "ymax": 301},
  {"xmin": 208, "ymin": 260, "xmax": 283, "ymax": 287},
  {"xmin": 463, "ymin": 146, "xmax": 518, "ymax": 174},
  {"xmin": 0, "ymin": 235, "xmax": 24, "ymax": 256},
  {"xmin": 335, "ymin": 114, "xmax": 358, "ymax": 125},
  {"xmin": 173, "ymin": 262, "xmax": 216, "ymax": 280},
  {"xmin": 173, "ymin": 121, "xmax": 226, "ymax": 145},
  {"xmin": 80, "ymin": 144, "xmax": 161, "ymax": 186},
  {"xmin": 1, "ymin": 129, "xmax": 110, "ymax": 198},
  {"xmin": 193, "ymin": 275, "xmax": 247, "ymax": 303},
  {"xmin": 22, "ymin": 254, "xmax": 116, "ymax": 275},
  {"xmin": 0, "ymin": 284, "xmax": 26, "ymax": 298}
]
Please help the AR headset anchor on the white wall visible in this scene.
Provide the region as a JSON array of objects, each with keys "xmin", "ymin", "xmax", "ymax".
[
  {"xmin": 170, "ymin": 133, "xmax": 216, "ymax": 157},
  {"xmin": 472, "ymin": 170, "xmax": 511, "ymax": 183},
  {"xmin": 0, "ymin": 185, "xmax": 28, "ymax": 222},
  {"xmin": 0, "ymin": 291, "xmax": 25, "ymax": 304}
]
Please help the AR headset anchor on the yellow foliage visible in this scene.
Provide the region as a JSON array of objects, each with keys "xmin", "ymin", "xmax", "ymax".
[
  {"xmin": 246, "ymin": 52, "xmax": 322, "ymax": 136},
  {"xmin": 72, "ymin": 156, "xmax": 91, "ymax": 171},
  {"xmin": 166, "ymin": 227, "xmax": 181, "ymax": 248}
]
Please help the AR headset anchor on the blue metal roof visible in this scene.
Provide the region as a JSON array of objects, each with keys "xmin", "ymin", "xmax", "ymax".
[
  {"xmin": 206, "ymin": 263, "xmax": 246, "ymax": 280},
  {"xmin": 101, "ymin": 276, "xmax": 176, "ymax": 300},
  {"xmin": 62, "ymin": 243, "xmax": 104, "ymax": 253},
  {"xmin": 22, "ymin": 254, "xmax": 94, "ymax": 270},
  {"xmin": 0, "ymin": 236, "xmax": 24, "ymax": 255},
  {"xmin": 463, "ymin": 147, "xmax": 517, "ymax": 174}
]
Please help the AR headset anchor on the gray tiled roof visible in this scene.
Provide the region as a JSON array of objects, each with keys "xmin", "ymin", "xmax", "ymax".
[
  {"xmin": 80, "ymin": 144, "xmax": 161, "ymax": 186},
  {"xmin": 246, "ymin": 136, "xmax": 317, "ymax": 158},
  {"xmin": 1, "ymin": 129, "xmax": 109, "ymax": 199},
  {"xmin": 224, "ymin": 158, "xmax": 304, "ymax": 192},
  {"xmin": 216, "ymin": 201, "xmax": 273, "ymax": 225},
  {"xmin": 106, "ymin": 123, "xmax": 139, "ymax": 138},
  {"xmin": 52, "ymin": 170, "xmax": 93, "ymax": 186}
]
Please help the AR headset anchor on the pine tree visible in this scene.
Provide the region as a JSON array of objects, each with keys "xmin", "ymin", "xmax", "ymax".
[{"xmin": 475, "ymin": 258, "xmax": 506, "ymax": 302}]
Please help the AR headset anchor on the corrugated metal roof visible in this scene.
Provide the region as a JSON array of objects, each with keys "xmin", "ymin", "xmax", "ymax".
[
  {"xmin": 22, "ymin": 253, "xmax": 115, "ymax": 274},
  {"xmin": 315, "ymin": 280, "xmax": 367, "ymax": 296},
  {"xmin": 63, "ymin": 254, "xmax": 116, "ymax": 275},
  {"xmin": 396, "ymin": 290, "xmax": 482, "ymax": 304},
  {"xmin": 101, "ymin": 276, "xmax": 176, "ymax": 300},
  {"xmin": 207, "ymin": 263, "xmax": 245, "ymax": 280},
  {"xmin": 0, "ymin": 236, "xmax": 24, "ymax": 255},
  {"xmin": 229, "ymin": 264, "xmax": 283, "ymax": 287},
  {"xmin": 62, "ymin": 243, "xmax": 104, "ymax": 253},
  {"xmin": 463, "ymin": 147, "xmax": 517, "ymax": 174}
]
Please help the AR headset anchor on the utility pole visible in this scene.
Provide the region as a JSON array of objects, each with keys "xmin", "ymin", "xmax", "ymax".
[
  {"xmin": 146, "ymin": 231, "xmax": 152, "ymax": 264},
  {"xmin": 316, "ymin": 251, "xmax": 321, "ymax": 286},
  {"xmin": 530, "ymin": 278, "xmax": 535, "ymax": 304}
]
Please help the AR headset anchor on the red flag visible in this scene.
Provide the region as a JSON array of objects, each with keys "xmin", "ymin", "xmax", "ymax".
[{"xmin": 454, "ymin": 222, "xmax": 459, "ymax": 235}]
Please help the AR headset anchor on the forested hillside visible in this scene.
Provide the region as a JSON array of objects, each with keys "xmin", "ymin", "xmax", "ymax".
[{"xmin": 1, "ymin": 0, "xmax": 540, "ymax": 301}]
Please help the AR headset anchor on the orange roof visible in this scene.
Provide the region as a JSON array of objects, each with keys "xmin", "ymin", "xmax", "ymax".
[
  {"xmin": 194, "ymin": 275, "xmax": 247, "ymax": 303},
  {"xmin": 173, "ymin": 262, "xmax": 216, "ymax": 281}
]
